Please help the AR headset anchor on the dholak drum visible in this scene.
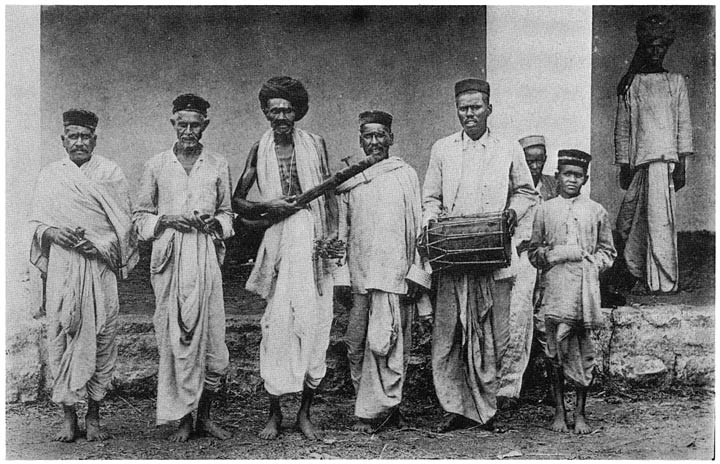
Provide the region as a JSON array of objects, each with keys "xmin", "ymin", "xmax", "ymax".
[{"xmin": 419, "ymin": 211, "xmax": 512, "ymax": 273}]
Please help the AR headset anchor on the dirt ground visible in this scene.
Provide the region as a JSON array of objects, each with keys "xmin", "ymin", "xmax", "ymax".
[
  {"xmin": 6, "ymin": 384, "xmax": 714, "ymax": 459},
  {"xmin": 6, "ymin": 231, "xmax": 715, "ymax": 459}
]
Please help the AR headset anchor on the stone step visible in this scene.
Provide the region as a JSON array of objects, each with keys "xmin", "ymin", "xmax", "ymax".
[{"xmin": 7, "ymin": 303, "xmax": 714, "ymax": 403}]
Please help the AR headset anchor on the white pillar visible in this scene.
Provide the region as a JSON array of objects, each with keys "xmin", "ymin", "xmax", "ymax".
[
  {"xmin": 486, "ymin": 6, "xmax": 592, "ymax": 184},
  {"xmin": 6, "ymin": 5, "xmax": 45, "ymax": 402}
]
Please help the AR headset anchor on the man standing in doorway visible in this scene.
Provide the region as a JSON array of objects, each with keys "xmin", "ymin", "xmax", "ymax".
[{"xmin": 615, "ymin": 13, "xmax": 693, "ymax": 294}]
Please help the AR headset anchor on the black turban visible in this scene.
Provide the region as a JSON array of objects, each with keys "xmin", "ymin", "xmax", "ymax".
[
  {"xmin": 636, "ymin": 13, "xmax": 676, "ymax": 46},
  {"xmin": 258, "ymin": 76, "xmax": 310, "ymax": 121},
  {"xmin": 63, "ymin": 109, "xmax": 98, "ymax": 130}
]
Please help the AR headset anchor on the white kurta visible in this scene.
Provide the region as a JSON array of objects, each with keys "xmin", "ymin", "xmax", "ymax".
[
  {"xmin": 133, "ymin": 147, "xmax": 234, "ymax": 424},
  {"xmin": 615, "ymin": 72, "xmax": 693, "ymax": 292},
  {"xmin": 422, "ymin": 129, "xmax": 538, "ymax": 424},
  {"xmin": 336, "ymin": 157, "xmax": 429, "ymax": 419}
]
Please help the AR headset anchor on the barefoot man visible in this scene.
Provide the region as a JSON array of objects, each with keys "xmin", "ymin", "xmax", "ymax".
[
  {"xmin": 422, "ymin": 79, "xmax": 538, "ymax": 432},
  {"xmin": 233, "ymin": 77, "xmax": 338, "ymax": 440},
  {"xmin": 335, "ymin": 111, "xmax": 431, "ymax": 433},
  {"xmin": 30, "ymin": 109, "xmax": 138, "ymax": 442},
  {"xmin": 134, "ymin": 94, "xmax": 235, "ymax": 442}
]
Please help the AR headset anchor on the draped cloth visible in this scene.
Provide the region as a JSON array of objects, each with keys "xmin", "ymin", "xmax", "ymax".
[
  {"xmin": 498, "ymin": 174, "xmax": 557, "ymax": 398},
  {"xmin": 133, "ymin": 147, "xmax": 234, "ymax": 424},
  {"xmin": 617, "ymin": 163, "xmax": 679, "ymax": 293},
  {"xmin": 30, "ymin": 154, "xmax": 138, "ymax": 405},
  {"xmin": 336, "ymin": 157, "xmax": 428, "ymax": 419},
  {"xmin": 246, "ymin": 129, "xmax": 334, "ymax": 395}
]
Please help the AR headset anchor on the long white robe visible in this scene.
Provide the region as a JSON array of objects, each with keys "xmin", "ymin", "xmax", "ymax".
[
  {"xmin": 422, "ymin": 129, "xmax": 538, "ymax": 424},
  {"xmin": 245, "ymin": 129, "xmax": 335, "ymax": 396},
  {"xmin": 615, "ymin": 72, "xmax": 693, "ymax": 292},
  {"xmin": 30, "ymin": 154, "xmax": 137, "ymax": 405},
  {"xmin": 133, "ymin": 147, "xmax": 234, "ymax": 424}
]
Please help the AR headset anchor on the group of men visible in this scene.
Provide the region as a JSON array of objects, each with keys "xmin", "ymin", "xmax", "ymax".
[{"xmin": 30, "ymin": 12, "xmax": 691, "ymax": 444}]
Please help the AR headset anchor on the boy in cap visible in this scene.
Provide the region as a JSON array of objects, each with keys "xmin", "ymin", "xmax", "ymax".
[
  {"xmin": 335, "ymin": 111, "xmax": 431, "ymax": 432},
  {"xmin": 31, "ymin": 109, "xmax": 137, "ymax": 441},
  {"xmin": 134, "ymin": 94, "xmax": 235, "ymax": 441},
  {"xmin": 528, "ymin": 150, "xmax": 616, "ymax": 434}
]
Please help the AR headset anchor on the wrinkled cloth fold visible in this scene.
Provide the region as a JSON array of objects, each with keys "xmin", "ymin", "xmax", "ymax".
[
  {"xmin": 30, "ymin": 154, "xmax": 137, "ymax": 405},
  {"xmin": 247, "ymin": 129, "xmax": 334, "ymax": 395},
  {"xmin": 133, "ymin": 147, "xmax": 233, "ymax": 424},
  {"xmin": 616, "ymin": 163, "xmax": 678, "ymax": 292}
]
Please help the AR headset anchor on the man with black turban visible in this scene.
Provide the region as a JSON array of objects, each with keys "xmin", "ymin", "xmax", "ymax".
[
  {"xmin": 233, "ymin": 76, "xmax": 339, "ymax": 440},
  {"xmin": 614, "ymin": 13, "xmax": 693, "ymax": 294}
]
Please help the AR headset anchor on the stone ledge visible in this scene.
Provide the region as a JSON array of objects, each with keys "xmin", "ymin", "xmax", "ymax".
[{"xmin": 7, "ymin": 304, "xmax": 714, "ymax": 403}]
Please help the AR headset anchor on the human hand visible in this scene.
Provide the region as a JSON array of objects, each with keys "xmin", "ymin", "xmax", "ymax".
[
  {"xmin": 673, "ymin": 158, "xmax": 686, "ymax": 192},
  {"xmin": 504, "ymin": 209, "xmax": 518, "ymax": 236},
  {"xmin": 547, "ymin": 244, "xmax": 583, "ymax": 264},
  {"xmin": 406, "ymin": 281, "xmax": 424, "ymax": 301},
  {"xmin": 192, "ymin": 211, "xmax": 221, "ymax": 235},
  {"xmin": 619, "ymin": 165, "xmax": 635, "ymax": 190},
  {"xmin": 44, "ymin": 226, "xmax": 83, "ymax": 249},
  {"xmin": 76, "ymin": 239, "xmax": 99, "ymax": 258},
  {"xmin": 159, "ymin": 214, "xmax": 194, "ymax": 233},
  {"xmin": 266, "ymin": 196, "xmax": 301, "ymax": 219}
]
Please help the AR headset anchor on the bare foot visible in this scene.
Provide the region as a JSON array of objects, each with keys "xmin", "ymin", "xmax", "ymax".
[
  {"xmin": 550, "ymin": 412, "xmax": 569, "ymax": 433},
  {"xmin": 168, "ymin": 415, "xmax": 193, "ymax": 442},
  {"xmin": 351, "ymin": 419, "xmax": 374, "ymax": 433},
  {"xmin": 85, "ymin": 416, "xmax": 109, "ymax": 442},
  {"xmin": 196, "ymin": 418, "xmax": 232, "ymax": 440},
  {"xmin": 296, "ymin": 412, "xmax": 320, "ymax": 440},
  {"xmin": 258, "ymin": 413, "xmax": 282, "ymax": 440},
  {"xmin": 437, "ymin": 414, "xmax": 476, "ymax": 432},
  {"xmin": 574, "ymin": 414, "xmax": 592, "ymax": 434},
  {"xmin": 54, "ymin": 410, "xmax": 79, "ymax": 443}
]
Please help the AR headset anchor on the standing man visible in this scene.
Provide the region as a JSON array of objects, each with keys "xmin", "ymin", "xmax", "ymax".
[
  {"xmin": 498, "ymin": 135, "xmax": 557, "ymax": 404},
  {"xmin": 336, "ymin": 111, "xmax": 431, "ymax": 433},
  {"xmin": 615, "ymin": 13, "xmax": 693, "ymax": 294},
  {"xmin": 422, "ymin": 78, "xmax": 538, "ymax": 431},
  {"xmin": 233, "ymin": 76, "xmax": 338, "ymax": 440},
  {"xmin": 134, "ymin": 94, "xmax": 234, "ymax": 442},
  {"xmin": 30, "ymin": 109, "xmax": 138, "ymax": 442}
]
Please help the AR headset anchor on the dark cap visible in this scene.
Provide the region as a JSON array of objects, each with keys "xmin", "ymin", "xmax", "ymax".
[
  {"xmin": 359, "ymin": 110, "xmax": 393, "ymax": 131},
  {"xmin": 63, "ymin": 109, "xmax": 98, "ymax": 130},
  {"xmin": 172, "ymin": 94, "xmax": 210, "ymax": 116},
  {"xmin": 557, "ymin": 149, "xmax": 592, "ymax": 169},
  {"xmin": 454, "ymin": 78, "xmax": 490, "ymax": 97}
]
